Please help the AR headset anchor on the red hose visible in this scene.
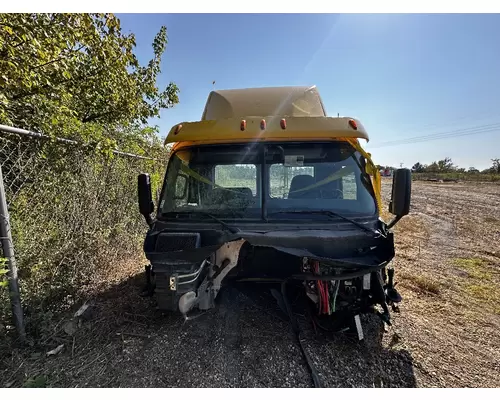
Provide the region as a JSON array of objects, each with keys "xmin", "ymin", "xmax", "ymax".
[
  {"xmin": 314, "ymin": 260, "xmax": 330, "ymax": 315},
  {"xmin": 317, "ymin": 281, "xmax": 323, "ymax": 314}
]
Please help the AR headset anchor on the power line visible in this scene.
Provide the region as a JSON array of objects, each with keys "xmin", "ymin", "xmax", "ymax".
[
  {"xmin": 370, "ymin": 122, "xmax": 500, "ymax": 147},
  {"xmin": 386, "ymin": 110, "xmax": 500, "ymax": 134},
  {"xmin": 371, "ymin": 127, "xmax": 499, "ymax": 149},
  {"xmin": 381, "ymin": 122, "xmax": 500, "ymax": 144},
  {"xmin": 367, "ymin": 122, "xmax": 500, "ymax": 149}
]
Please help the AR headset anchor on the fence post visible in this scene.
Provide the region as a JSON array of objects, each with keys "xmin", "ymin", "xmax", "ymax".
[{"xmin": 0, "ymin": 163, "xmax": 26, "ymax": 343}]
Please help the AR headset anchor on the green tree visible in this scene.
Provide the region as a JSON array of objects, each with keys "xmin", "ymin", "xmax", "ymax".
[
  {"xmin": 491, "ymin": 158, "xmax": 500, "ymax": 173},
  {"xmin": 437, "ymin": 157, "xmax": 455, "ymax": 172},
  {"xmin": 411, "ymin": 162, "xmax": 426, "ymax": 173},
  {"xmin": 0, "ymin": 13, "xmax": 179, "ymax": 152},
  {"xmin": 427, "ymin": 157, "xmax": 455, "ymax": 173}
]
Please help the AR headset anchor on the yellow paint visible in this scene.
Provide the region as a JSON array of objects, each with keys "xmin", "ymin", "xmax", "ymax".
[
  {"xmin": 163, "ymin": 86, "xmax": 382, "ymax": 212},
  {"xmin": 165, "ymin": 117, "xmax": 369, "ymax": 146}
]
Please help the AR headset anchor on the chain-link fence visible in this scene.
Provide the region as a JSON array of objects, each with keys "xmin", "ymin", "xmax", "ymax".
[{"xmin": 0, "ymin": 125, "xmax": 167, "ymax": 338}]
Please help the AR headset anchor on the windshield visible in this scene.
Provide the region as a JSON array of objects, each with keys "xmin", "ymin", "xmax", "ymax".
[{"xmin": 158, "ymin": 142, "xmax": 377, "ymax": 220}]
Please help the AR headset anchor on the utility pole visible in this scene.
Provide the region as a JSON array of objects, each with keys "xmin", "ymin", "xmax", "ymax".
[{"xmin": 0, "ymin": 164, "xmax": 25, "ymax": 343}]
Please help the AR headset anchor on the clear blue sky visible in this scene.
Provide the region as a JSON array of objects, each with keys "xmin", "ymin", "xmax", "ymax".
[{"xmin": 117, "ymin": 13, "xmax": 500, "ymax": 170}]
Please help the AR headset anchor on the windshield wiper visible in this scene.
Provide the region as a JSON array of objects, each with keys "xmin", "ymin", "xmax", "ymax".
[
  {"xmin": 267, "ymin": 209, "xmax": 383, "ymax": 237},
  {"xmin": 162, "ymin": 211, "xmax": 240, "ymax": 234}
]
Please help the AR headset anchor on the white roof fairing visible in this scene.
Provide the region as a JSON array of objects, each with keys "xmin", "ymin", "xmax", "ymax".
[{"xmin": 201, "ymin": 86, "xmax": 327, "ymax": 120}]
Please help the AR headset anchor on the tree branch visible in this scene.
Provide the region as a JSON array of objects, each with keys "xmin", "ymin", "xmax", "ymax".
[
  {"xmin": 30, "ymin": 44, "xmax": 85, "ymax": 71},
  {"xmin": 10, "ymin": 54, "xmax": 122, "ymax": 101},
  {"xmin": 82, "ymin": 110, "xmax": 117, "ymax": 123}
]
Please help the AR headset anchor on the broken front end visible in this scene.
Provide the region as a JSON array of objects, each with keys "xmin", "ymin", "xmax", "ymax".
[{"xmin": 138, "ymin": 141, "xmax": 411, "ymax": 332}]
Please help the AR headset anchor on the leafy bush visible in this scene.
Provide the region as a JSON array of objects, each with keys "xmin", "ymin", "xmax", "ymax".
[{"xmin": 0, "ymin": 13, "xmax": 176, "ymax": 336}]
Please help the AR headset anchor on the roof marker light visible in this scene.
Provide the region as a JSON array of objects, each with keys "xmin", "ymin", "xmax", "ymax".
[
  {"xmin": 260, "ymin": 119, "xmax": 266, "ymax": 130},
  {"xmin": 174, "ymin": 124, "xmax": 183, "ymax": 135},
  {"xmin": 240, "ymin": 120, "xmax": 246, "ymax": 131},
  {"xmin": 348, "ymin": 119, "xmax": 358, "ymax": 130},
  {"xmin": 280, "ymin": 118, "xmax": 286, "ymax": 129}
]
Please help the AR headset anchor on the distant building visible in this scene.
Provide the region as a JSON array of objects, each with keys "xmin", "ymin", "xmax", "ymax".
[{"xmin": 379, "ymin": 168, "xmax": 392, "ymax": 177}]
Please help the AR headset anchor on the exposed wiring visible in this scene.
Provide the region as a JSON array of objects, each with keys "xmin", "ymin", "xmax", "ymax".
[
  {"xmin": 281, "ymin": 258, "xmax": 386, "ymax": 387},
  {"xmin": 314, "ymin": 260, "xmax": 330, "ymax": 316},
  {"xmin": 292, "ymin": 261, "xmax": 387, "ymax": 282}
]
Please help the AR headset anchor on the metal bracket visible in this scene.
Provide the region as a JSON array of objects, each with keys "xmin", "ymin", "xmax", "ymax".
[
  {"xmin": 169, "ymin": 274, "xmax": 177, "ymax": 291},
  {"xmin": 354, "ymin": 314, "xmax": 364, "ymax": 341},
  {"xmin": 211, "ymin": 239, "xmax": 246, "ymax": 293},
  {"xmin": 196, "ymin": 277, "xmax": 214, "ymax": 311},
  {"xmin": 189, "ymin": 239, "xmax": 246, "ymax": 311}
]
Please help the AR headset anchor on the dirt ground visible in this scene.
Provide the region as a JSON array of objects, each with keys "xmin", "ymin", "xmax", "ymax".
[{"xmin": 1, "ymin": 180, "xmax": 499, "ymax": 388}]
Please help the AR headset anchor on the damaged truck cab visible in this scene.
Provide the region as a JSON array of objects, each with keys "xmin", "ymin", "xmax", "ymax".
[{"xmin": 138, "ymin": 86, "xmax": 411, "ymax": 333}]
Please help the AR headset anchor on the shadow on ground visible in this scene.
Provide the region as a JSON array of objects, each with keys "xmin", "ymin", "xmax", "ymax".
[{"xmin": 1, "ymin": 271, "xmax": 416, "ymax": 388}]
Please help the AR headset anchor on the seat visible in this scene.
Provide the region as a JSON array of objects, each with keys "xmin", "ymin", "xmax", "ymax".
[{"xmin": 288, "ymin": 175, "xmax": 319, "ymax": 199}]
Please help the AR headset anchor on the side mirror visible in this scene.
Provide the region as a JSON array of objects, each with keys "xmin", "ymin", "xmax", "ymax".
[
  {"xmin": 387, "ymin": 168, "xmax": 411, "ymax": 228},
  {"xmin": 138, "ymin": 173, "xmax": 154, "ymax": 227}
]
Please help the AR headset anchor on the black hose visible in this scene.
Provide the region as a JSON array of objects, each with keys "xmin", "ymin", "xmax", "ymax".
[{"xmin": 281, "ymin": 280, "xmax": 323, "ymax": 388}]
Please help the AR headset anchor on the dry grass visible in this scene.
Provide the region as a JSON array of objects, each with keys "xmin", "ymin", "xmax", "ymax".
[
  {"xmin": 394, "ymin": 215, "xmax": 430, "ymax": 240},
  {"xmin": 380, "ymin": 208, "xmax": 430, "ymax": 240},
  {"xmin": 464, "ymin": 283, "xmax": 498, "ymax": 303},
  {"xmin": 380, "ymin": 180, "xmax": 500, "ymax": 387},
  {"xmin": 412, "ymin": 172, "xmax": 500, "ymax": 183},
  {"xmin": 2, "ymin": 179, "xmax": 500, "ymax": 388},
  {"xmin": 452, "ymin": 258, "xmax": 491, "ymax": 280},
  {"xmin": 450, "ymin": 257, "xmax": 500, "ymax": 314},
  {"xmin": 399, "ymin": 272, "xmax": 441, "ymax": 295}
]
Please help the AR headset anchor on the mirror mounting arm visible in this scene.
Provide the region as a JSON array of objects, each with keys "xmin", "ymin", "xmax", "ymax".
[
  {"xmin": 386, "ymin": 215, "xmax": 402, "ymax": 230},
  {"xmin": 144, "ymin": 214, "xmax": 154, "ymax": 228}
]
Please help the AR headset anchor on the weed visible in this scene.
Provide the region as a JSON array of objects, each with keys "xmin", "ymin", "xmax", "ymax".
[
  {"xmin": 464, "ymin": 283, "xmax": 498, "ymax": 303},
  {"xmin": 452, "ymin": 258, "xmax": 492, "ymax": 280},
  {"xmin": 400, "ymin": 272, "xmax": 441, "ymax": 295}
]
